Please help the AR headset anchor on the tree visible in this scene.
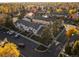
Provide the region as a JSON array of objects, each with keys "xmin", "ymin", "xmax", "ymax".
[
  {"xmin": 74, "ymin": 18, "xmax": 79, "ymax": 24},
  {"xmin": 50, "ymin": 19, "xmax": 64, "ymax": 37},
  {"xmin": 65, "ymin": 43, "xmax": 72, "ymax": 55},
  {"xmin": 0, "ymin": 14, "xmax": 6, "ymax": 25},
  {"xmin": 5, "ymin": 15, "xmax": 12, "ymax": 27},
  {"xmin": 49, "ymin": 21, "xmax": 59, "ymax": 34},
  {"xmin": 40, "ymin": 19, "xmax": 64, "ymax": 43},
  {"xmin": 72, "ymin": 40, "xmax": 79, "ymax": 56},
  {"xmin": 4, "ymin": 14, "xmax": 16, "ymax": 30},
  {"xmin": 65, "ymin": 25, "xmax": 78, "ymax": 39},
  {"xmin": 0, "ymin": 41, "xmax": 20, "ymax": 57},
  {"xmin": 42, "ymin": 27, "xmax": 52, "ymax": 42},
  {"xmin": 36, "ymin": 20, "xmax": 64, "ymax": 52}
]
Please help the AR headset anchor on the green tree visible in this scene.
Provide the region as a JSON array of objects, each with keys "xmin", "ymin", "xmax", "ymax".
[
  {"xmin": 40, "ymin": 26, "xmax": 52, "ymax": 44},
  {"xmin": 72, "ymin": 40, "xmax": 79, "ymax": 56},
  {"xmin": 65, "ymin": 43, "xmax": 72, "ymax": 55}
]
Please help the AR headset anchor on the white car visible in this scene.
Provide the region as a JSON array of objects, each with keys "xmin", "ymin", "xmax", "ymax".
[
  {"xmin": 42, "ymin": 15, "xmax": 48, "ymax": 18},
  {"xmin": 15, "ymin": 33, "xmax": 20, "ymax": 38},
  {"xmin": 7, "ymin": 30, "xmax": 15, "ymax": 35}
]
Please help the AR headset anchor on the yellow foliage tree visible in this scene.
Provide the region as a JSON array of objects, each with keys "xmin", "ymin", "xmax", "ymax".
[
  {"xmin": 64, "ymin": 24, "xmax": 78, "ymax": 39},
  {"xmin": 56, "ymin": 8, "xmax": 62, "ymax": 13},
  {"xmin": 73, "ymin": 40, "xmax": 79, "ymax": 48},
  {"xmin": 0, "ymin": 42, "xmax": 20, "ymax": 57},
  {"xmin": 69, "ymin": 9, "xmax": 77, "ymax": 14},
  {"xmin": 66, "ymin": 27, "xmax": 78, "ymax": 39}
]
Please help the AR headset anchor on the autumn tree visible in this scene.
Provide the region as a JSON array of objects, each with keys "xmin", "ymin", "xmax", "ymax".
[
  {"xmin": 0, "ymin": 41, "xmax": 20, "ymax": 57},
  {"xmin": 0, "ymin": 14, "xmax": 6, "ymax": 25}
]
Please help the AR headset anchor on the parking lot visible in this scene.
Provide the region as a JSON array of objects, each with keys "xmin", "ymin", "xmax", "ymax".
[{"xmin": 0, "ymin": 26, "xmax": 68, "ymax": 57}]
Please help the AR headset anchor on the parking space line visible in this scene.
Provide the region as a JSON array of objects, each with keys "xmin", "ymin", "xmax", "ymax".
[{"xmin": 1, "ymin": 26, "xmax": 49, "ymax": 48}]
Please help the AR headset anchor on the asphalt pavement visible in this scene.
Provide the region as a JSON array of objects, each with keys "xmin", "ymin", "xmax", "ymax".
[{"xmin": 0, "ymin": 26, "xmax": 67, "ymax": 57}]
